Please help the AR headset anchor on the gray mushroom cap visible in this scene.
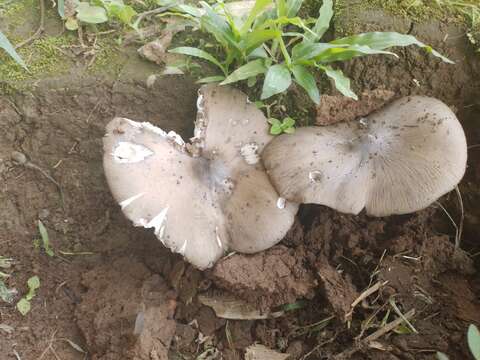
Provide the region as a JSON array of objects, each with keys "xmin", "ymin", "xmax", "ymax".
[
  {"xmin": 103, "ymin": 85, "xmax": 298, "ymax": 269},
  {"xmin": 262, "ymin": 96, "xmax": 467, "ymax": 216}
]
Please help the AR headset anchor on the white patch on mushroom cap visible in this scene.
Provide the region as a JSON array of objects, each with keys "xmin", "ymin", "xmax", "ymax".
[
  {"xmin": 178, "ymin": 239, "xmax": 188, "ymax": 255},
  {"xmin": 103, "ymin": 85, "xmax": 299, "ymax": 270},
  {"xmin": 113, "ymin": 142, "xmax": 154, "ymax": 163},
  {"xmin": 240, "ymin": 143, "xmax": 259, "ymax": 165},
  {"xmin": 140, "ymin": 122, "xmax": 168, "ymax": 137},
  {"xmin": 120, "ymin": 192, "xmax": 146, "ymax": 209},
  {"xmin": 145, "ymin": 207, "xmax": 169, "ymax": 237},
  {"xmin": 276, "ymin": 197, "xmax": 286, "ymax": 209}
]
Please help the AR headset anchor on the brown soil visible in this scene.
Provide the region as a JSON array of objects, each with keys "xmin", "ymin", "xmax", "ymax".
[{"xmin": 1, "ymin": 4, "xmax": 480, "ymax": 360}]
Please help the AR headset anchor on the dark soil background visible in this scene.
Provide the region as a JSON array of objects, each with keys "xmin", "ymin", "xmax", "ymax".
[{"xmin": 1, "ymin": 1, "xmax": 479, "ymax": 359}]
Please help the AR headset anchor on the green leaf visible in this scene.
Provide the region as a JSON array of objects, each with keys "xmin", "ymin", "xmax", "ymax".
[
  {"xmin": 0, "ymin": 31, "xmax": 27, "ymax": 70},
  {"xmin": 292, "ymin": 42, "xmax": 347, "ymax": 61},
  {"xmin": 270, "ymin": 124, "xmax": 283, "ymax": 135},
  {"xmin": 65, "ymin": 17, "xmax": 79, "ymax": 30},
  {"xmin": 283, "ymin": 126, "xmax": 295, "ymax": 134},
  {"xmin": 58, "ymin": 0, "xmax": 65, "ymax": 18},
  {"xmin": 109, "ymin": 4, "xmax": 137, "ymax": 25},
  {"xmin": 200, "ymin": 2, "xmax": 238, "ymax": 50},
  {"xmin": 239, "ymin": 29, "xmax": 280, "ymax": 55},
  {"xmin": 307, "ymin": 0, "xmax": 333, "ymax": 42},
  {"xmin": 261, "ymin": 64, "xmax": 292, "ymax": 99},
  {"xmin": 241, "ymin": 0, "xmax": 272, "ymax": 34},
  {"xmin": 26, "ymin": 276, "xmax": 40, "ymax": 301},
  {"xmin": 17, "ymin": 298, "xmax": 31, "ymax": 316},
  {"xmin": 0, "ymin": 279, "xmax": 16, "ymax": 303},
  {"xmin": 436, "ymin": 352, "xmax": 450, "ymax": 360},
  {"xmin": 316, "ymin": 44, "xmax": 398, "ymax": 63},
  {"xmin": 247, "ymin": 76, "xmax": 257, "ymax": 87},
  {"xmin": 221, "ymin": 59, "xmax": 267, "ymax": 85},
  {"xmin": 76, "ymin": 2, "xmax": 108, "ymax": 24},
  {"xmin": 169, "ymin": 47, "xmax": 226, "ymax": 74},
  {"xmin": 248, "ymin": 46, "xmax": 269, "ymax": 59},
  {"xmin": 285, "ymin": 0, "xmax": 303, "ymax": 17},
  {"xmin": 197, "ymin": 75, "xmax": 225, "ymax": 83},
  {"xmin": 320, "ymin": 65, "xmax": 358, "ymax": 100},
  {"xmin": 38, "ymin": 220, "xmax": 54, "ymax": 257},
  {"xmin": 468, "ymin": 324, "xmax": 480, "ymax": 360},
  {"xmin": 268, "ymin": 118, "xmax": 282, "ymax": 126},
  {"xmin": 332, "ymin": 32, "xmax": 454, "ymax": 64},
  {"xmin": 292, "ymin": 65, "xmax": 320, "ymax": 104},
  {"xmin": 283, "ymin": 117, "xmax": 295, "ymax": 127},
  {"xmin": 177, "ymin": 4, "xmax": 203, "ymax": 17}
]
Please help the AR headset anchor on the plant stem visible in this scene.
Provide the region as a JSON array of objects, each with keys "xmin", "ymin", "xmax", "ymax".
[{"xmin": 278, "ymin": 35, "xmax": 291, "ymax": 66}]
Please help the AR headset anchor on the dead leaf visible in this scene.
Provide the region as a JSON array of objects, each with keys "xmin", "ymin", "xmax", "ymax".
[
  {"xmin": 198, "ymin": 293, "xmax": 284, "ymax": 320},
  {"xmin": 245, "ymin": 344, "xmax": 290, "ymax": 360}
]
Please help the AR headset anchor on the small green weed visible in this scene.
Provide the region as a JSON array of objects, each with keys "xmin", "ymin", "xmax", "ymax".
[
  {"xmin": 164, "ymin": 0, "xmax": 452, "ymax": 104},
  {"xmin": 38, "ymin": 220, "xmax": 54, "ymax": 257},
  {"xmin": 58, "ymin": 0, "xmax": 137, "ymax": 30},
  {"xmin": 16, "ymin": 275, "xmax": 40, "ymax": 316},
  {"xmin": 268, "ymin": 116, "xmax": 295, "ymax": 134}
]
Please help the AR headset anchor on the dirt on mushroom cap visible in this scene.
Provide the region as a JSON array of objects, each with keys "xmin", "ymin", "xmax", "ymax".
[
  {"xmin": 102, "ymin": 86, "xmax": 298, "ymax": 269},
  {"xmin": 263, "ymin": 96, "xmax": 467, "ymax": 216}
]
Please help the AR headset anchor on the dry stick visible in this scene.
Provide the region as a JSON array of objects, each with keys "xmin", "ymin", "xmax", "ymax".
[
  {"xmin": 454, "ymin": 186, "xmax": 464, "ymax": 249},
  {"xmin": 346, "ymin": 281, "xmax": 389, "ymax": 319},
  {"xmin": 15, "ymin": 0, "xmax": 46, "ymax": 49},
  {"xmin": 364, "ymin": 309, "xmax": 416, "ymax": 342},
  {"xmin": 11, "ymin": 151, "xmax": 65, "ymax": 208},
  {"xmin": 333, "ymin": 309, "xmax": 416, "ymax": 359},
  {"xmin": 135, "ymin": 5, "xmax": 173, "ymax": 27}
]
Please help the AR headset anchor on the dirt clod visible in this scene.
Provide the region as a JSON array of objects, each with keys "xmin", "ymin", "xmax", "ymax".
[
  {"xmin": 210, "ymin": 246, "xmax": 317, "ymax": 310},
  {"xmin": 76, "ymin": 257, "xmax": 177, "ymax": 360},
  {"xmin": 316, "ymin": 89, "xmax": 396, "ymax": 125}
]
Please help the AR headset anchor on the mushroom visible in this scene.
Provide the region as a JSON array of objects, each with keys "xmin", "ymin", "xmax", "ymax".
[
  {"xmin": 103, "ymin": 85, "xmax": 298, "ymax": 269},
  {"xmin": 262, "ymin": 96, "xmax": 467, "ymax": 217}
]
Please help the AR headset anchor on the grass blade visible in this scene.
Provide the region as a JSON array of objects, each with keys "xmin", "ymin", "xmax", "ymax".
[
  {"xmin": 0, "ymin": 31, "xmax": 27, "ymax": 70},
  {"xmin": 169, "ymin": 47, "xmax": 226, "ymax": 74},
  {"xmin": 38, "ymin": 220, "xmax": 54, "ymax": 257},
  {"xmin": 239, "ymin": 29, "xmax": 279, "ymax": 55},
  {"xmin": 308, "ymin": 0, "xmax": 333, "ymax": 42},
  {"xmin": 317, "ymin": 44, "xmax": 398, "ymax": 63},
  {"xmin": 292, "ymin": 65, "xmax": 320, "ymax": 104},
  {"xmin": 320, "ymin": 65, "xmax": 358, "ymax": 100},
  {"xmin": 292, "ymin": 42, "xmax": 347, "ymax": 61},
  {"xmin": 241, "ymin": 0, "xmax": 273, "ymax": 34},
  {"xmin": 285, "ymin": 0, "xmax": 303, "ymax": 18},
  {"xmin": 221, "ymin": 59, "xmax": 267, "ymax": 85},
  {"xmin": 58, "ymin": 0, "xmax": 65, "ymax": 18},
  {"xmin": 197, "ymin": 75, "xmax": 226, "ymax": 83},
  {"xmin": 332, "ymin": 32, "xmax": 454, "ymax": 64}
]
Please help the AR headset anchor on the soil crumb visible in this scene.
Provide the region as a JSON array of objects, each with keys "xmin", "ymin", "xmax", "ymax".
[
  {"xmin": 316, "ymin": 89, "xmax": 396, "ymax": 125},
  {"xmin": 75, "ymin": 257, "xmax": 177, "ymax": 360},
  {"xmin": 210, "ymin": 245, "xmax": 317, "ymax": 310},
  {"xmin": 316, "ymin": 258, "xmax": 359, "ymax": 320}
]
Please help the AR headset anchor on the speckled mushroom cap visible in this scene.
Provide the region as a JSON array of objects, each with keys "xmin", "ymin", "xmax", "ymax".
[
  {"xmin": 262, "ymin": 96, "xmax": 467, "ymax": 216},
  {"xmin": 103, "ymin": 85, "xmax": 298, "ymax": 269}
]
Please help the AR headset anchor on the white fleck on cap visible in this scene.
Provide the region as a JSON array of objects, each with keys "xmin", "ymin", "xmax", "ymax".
[{"xmin": 103, "ymin": 85, "xmax": 298, "ymax": 269}]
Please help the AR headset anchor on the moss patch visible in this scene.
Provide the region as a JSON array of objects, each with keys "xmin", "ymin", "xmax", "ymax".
[{"xmin": 0, "ymin": 35, "xmax": 76, "ymax": 83}]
